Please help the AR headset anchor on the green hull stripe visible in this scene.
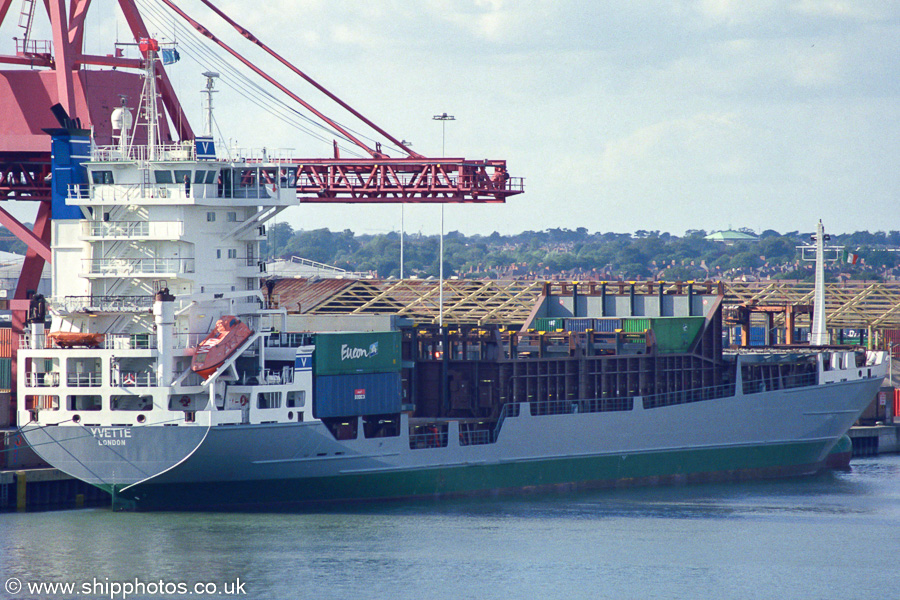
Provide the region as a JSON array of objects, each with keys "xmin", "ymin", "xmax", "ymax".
[{"xmin": 120, "ymin": 440, "xmax": 830, "ymax": 510}]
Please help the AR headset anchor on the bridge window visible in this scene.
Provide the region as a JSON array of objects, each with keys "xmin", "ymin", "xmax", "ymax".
[
  {"xmin": 111, "ymin": 395, "xmax": 152, "ymax": 411},
  {"xmin": 207, "ymin": 212, "xmax": 216, "ymax": 222},
  {"xmin": 193, "ymin": 171, "xmax": 206, "ymax": 184},
  {"xmin": 154, "ymin": 170, "xmax": 173, "ymax": 184},
  {"xmin": 206, "ymin": 170, "xmax": 218, "ymax": 184},
  {"xmin": 91, "ymin": 170, "xmax": 114, "ymax": 184},
  {"xmin": 286, "ymin": 390, "xmax": 305, "ymax": 407},
  {"xmin": 67, "ymin": 395, "xmax": 102, "ymax": 411},
  {"xmin": 174, "ymin": 170, "xmax": 191, "ymax": 185},
  {"xmin": 258, "ymin": 391, "xmax": 281, "ymax": 409}
]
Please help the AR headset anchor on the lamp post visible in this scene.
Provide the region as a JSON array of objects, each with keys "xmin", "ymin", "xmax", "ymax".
[
  {"xmin": 432, "ymin": 113, "xmax": 454, "ymax": 327},
  {"xmin": 399, "ymin": 139, "xmax": 412, "ymax": 280}
]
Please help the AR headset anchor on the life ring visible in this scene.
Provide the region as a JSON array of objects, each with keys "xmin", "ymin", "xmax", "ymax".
[
  {"xmin": 240, "ymin": 395, "xmax": 249, "ymax": 406},
  {"xmin": 179, "ymin": 396, "xmax": 191, "ymax": 407}
]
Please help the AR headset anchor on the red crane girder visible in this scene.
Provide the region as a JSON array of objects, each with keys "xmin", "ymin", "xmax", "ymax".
[
  {"xmin": 292, "ymin": 159, "xmax": 523, "ymax": 203},
  {"xmin": 0, "ymin": 152, "xmax": 52, "ymax": 202}
]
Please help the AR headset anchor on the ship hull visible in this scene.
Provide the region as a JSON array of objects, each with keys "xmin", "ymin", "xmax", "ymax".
[
  {"xmin": 115, "ymin": 439, "xmax": 829, "ymax": 511},
  {"xmin": 23, "ymin": 374, "xmax": 880, "ymax": 511}
]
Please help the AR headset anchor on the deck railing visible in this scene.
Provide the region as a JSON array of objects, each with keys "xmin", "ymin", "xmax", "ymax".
[
  {"xmin": 25, "ymin": 372, "xmax": 60, "ymax": 387},
  {"xmin": 59, "ymin": 295, "xmax": 155, "ymax": 313},
  {"xmin": 114, "ymin": 371, "xmax": 158, "ymax": 388},
  {"xmin": 66, "ymin": 372, "xmax": 102, "ymax": 387},
  {"xmin": 83, "ymin": 258, "xmax": 195, "ymax": 276}
]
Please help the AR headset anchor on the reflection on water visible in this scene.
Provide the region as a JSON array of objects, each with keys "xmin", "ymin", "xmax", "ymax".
[{"xmin": 2, "ymin": 456, "xmax": 899, "ymax": 600}]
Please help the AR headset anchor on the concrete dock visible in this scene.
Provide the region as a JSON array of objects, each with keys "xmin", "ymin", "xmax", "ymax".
[{"xmin": 849, "ymin": 423, "xmax": 900, "ymax": 457}]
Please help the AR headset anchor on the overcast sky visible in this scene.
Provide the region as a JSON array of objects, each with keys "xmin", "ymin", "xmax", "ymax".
[{"xmin": 8, "ymin": 0, "xmax": 900, "ymax": 237}]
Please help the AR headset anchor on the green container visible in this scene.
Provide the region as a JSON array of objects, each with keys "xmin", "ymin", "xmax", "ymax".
[
  {"xmin": 314, "ymin": 331, "xmax": 401, "ymax": 375},
  {"xmin": 0, "ymin": 357, "xmax": 9, "ymax": 390},
  {"xmin": 649, "ymin": 317, "xmax": 705, "ymax": 354},
  {"xmin": 533, "ymin": 317, "xmax": 566, "ymax": 331},
  {"xmin": 622, "ymin": 318, "xmax": 650, "ymax": 333}
]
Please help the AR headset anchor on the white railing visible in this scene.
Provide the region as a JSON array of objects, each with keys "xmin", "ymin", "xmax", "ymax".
[
  {"xmin": 114, "ymin": 371, "xmax": 158, "ymax": 388},
  {"xmin": 70, "ymin": 183, "xmax": 220, "ymax": 204},
  {"xmin": 66, "ymin": 372, "xmax": 102, "ymax": 387},
  {"xmin": 83, "ymin": 220, "xmax": 184, "ymax": 239},
  {"xmin": 58, "ymin": 295, "xmax": 155, "ymax": 313},
  {"xmin": 84, "ymin": 221, "xmax": 148, "ymax": 237},
  {"xmin": 83, "ymin": 258, "xmax": 195, "ymax": 276},
  {"xmin": 104, "ymin": 334, "xmax": 157, "ymax": 350},
  {"xmin": 173, "ymin": 332, "xmax": 208, "ymax": 350},
  {"xmin": 25, "ymin": 372, "xmax": 59, "ymax": 387},
  {"xmin": 92, "ymin": 143, "xmax": 195, "ymax": 162}
]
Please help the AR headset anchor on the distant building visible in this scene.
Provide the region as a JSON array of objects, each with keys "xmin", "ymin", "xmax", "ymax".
[{"xmin": 704, "ymin": 230, "xmax": 758, "ymax": 245}]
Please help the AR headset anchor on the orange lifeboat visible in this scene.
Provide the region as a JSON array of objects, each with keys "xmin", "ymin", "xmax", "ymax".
[
  {"xmin": 49, "ymin": 332, "xmax": 106, "ymax": 348},
  {"xmin": 191, "ymin": 316, "xmax": 253, "ymax": 380}
]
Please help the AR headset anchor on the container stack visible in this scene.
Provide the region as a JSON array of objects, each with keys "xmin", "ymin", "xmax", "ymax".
[{"xmin": 312, "ymin": 331, "xmax": 402, "ymax": 418}]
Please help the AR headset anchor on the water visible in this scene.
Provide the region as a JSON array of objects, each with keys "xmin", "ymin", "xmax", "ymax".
[{"xmin": 3, "ymin": 456, "xmax": 900, "ymax": 600}]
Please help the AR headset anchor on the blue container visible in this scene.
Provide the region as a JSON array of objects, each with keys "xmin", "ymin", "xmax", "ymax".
[
  {"xmin": 564, "ymin": 318, "xmax": 595, "ymax": 333},
  {"xmin": 593, "ymin": 318, "xmax": 622, "ymax": 333},
  {"xmin": 314, "ymin": 371, "xmax": 401, "ymax": 418}
]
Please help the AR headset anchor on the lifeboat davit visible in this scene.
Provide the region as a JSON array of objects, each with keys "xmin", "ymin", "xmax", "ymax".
[
  {"xmin": 49, "ymin": 332, "xmax": 105, "ymax": 348},
  {"xmin": 191, "ymin": 316, "xmax": 253, "ymax": 380}
]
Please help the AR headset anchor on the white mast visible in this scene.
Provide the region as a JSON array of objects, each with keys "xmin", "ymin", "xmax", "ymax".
[
  {"xmin": 810, "ymin": 220, "xmax": 829, "ymax": 346},
  {"xmin": 202, "ymin": 71, "xmax": 219, "ymax": 138}
]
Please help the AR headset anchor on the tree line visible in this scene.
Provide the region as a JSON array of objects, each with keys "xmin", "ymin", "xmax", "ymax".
[{"xmin": 265, "ymin": 224, "xmax": 900, "ymax": 282}]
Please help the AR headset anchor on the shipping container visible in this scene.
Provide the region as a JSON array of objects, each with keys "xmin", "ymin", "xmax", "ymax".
[
  {"xmin": 533, "ymin": 317, "xmax": 566, "ymax": 332},
  {"xmin": 563, "ymin": 318, "xmax": 595, "ymax": 333},
  {"xmin": 314, "ymin": 331, "xmax": 401, "ymax": 376},
  {"xmin": 594, "ymin": 318, "xmax": 622, "ymax": 333},
  {"xmin": 750, "ymin": 326, "xmax": 766, "ymax": 347},
  {"xmin": 0, "ymin": 392, "xmax": 10, "ymax": 427},
  {"xmin": 314, "ymin": 371, "xmax": 402, "ymax": 418},
  {"xmin": 884, "ymin": 329, "xmax": 900, "ymax": 357},
  {"xmin": 650, "ymin": 316, "xmax": 705, "ymax": 354},
  {"xmin": 0, "ymin": 357, "xmax": 9, "ymax": 390},
  {"xmin": 622, "ymin": 318, "xmax": 650, "ymax": 333},
  {"xmin": 0, "ymin": 327, "xmax": 12, "ymax": 359}
]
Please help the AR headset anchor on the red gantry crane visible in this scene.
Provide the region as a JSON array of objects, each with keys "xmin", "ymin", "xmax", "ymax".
[{"xmin": 0, "ymin": 0, "xmax": 523, "ymax": 415}]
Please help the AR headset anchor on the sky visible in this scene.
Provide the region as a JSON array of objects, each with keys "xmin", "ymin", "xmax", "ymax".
[{"xmin": 4, "ymin": 0, "xmax": 899, "ymax": 237}]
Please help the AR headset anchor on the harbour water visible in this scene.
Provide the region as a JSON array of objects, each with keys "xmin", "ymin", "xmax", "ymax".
[{"xmin": 2, "ymin": 455, "xmax": 900, "ymax": 600}]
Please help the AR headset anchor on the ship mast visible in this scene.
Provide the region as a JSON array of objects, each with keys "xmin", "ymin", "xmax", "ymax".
[
  {"xmin": 202, "ymin": 71, "xmax": 219, "ymax": 138},
  {"xmin": 141, "ymin": 39, "xmax": 160, "ymax": 160},
  {"xmin": 810, "ymin": 220, "xmax": 829, "ymax": 346}
]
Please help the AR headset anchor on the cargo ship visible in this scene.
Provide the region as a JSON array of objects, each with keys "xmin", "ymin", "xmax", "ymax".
[{"xmin": 15, "ymin": 44, "xmax": 888, "ymax": 511}]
